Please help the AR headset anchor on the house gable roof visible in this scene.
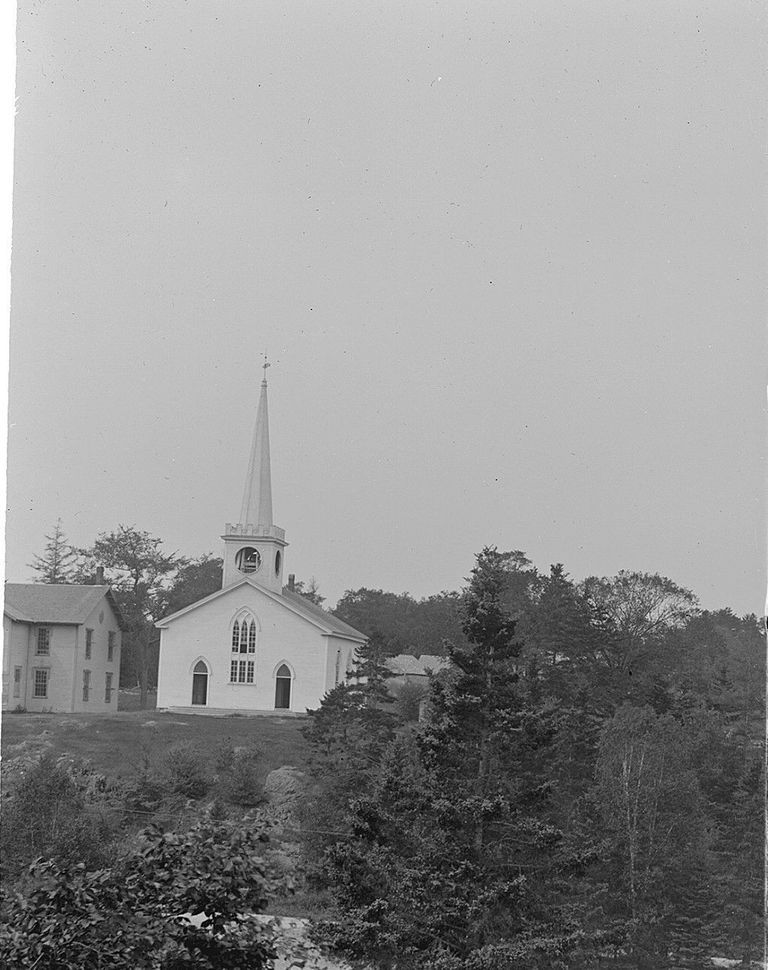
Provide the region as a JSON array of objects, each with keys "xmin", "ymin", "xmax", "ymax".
[
  {"xmin": 4, "ymin": 584, "xmax": 128, "ymax": 630},
  {"xmin": 155, "ymin": 577, "xmax": 367, "ymax": 641}
]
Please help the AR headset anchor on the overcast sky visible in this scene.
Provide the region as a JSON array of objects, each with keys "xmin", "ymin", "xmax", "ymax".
[{"xmin": 7, "ymin": 0, "xmax": 766, "ymax": 615}]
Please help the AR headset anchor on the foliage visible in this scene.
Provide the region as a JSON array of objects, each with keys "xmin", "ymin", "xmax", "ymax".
[
  {"xmin": 307, "ymin": 549, "xmax": 765, "ymax": 967},
  {"xmin": 0, "ymin": 818, "xmax": 277, "ymax": 969},
  {"xmin": 163, "ymin": 554, "xmax": 223, "ymax": 615},
  {"xmin": 75, "ymin": 525, "xmax": 184, "ymax": 704},
  {"xmin": 392, "ymin": 678, "xmax": 429, "ymax": 721},
  {"xmin": 292, "ymin": 576, "xmax": 325, "ymax": 605},
  {"xmin": 333, "ymin": 587, "xmax": 470, "ymax": 656},
  {"xmin": 300, "ymin": 640, "xmax": 397, "ymax": 873},
  {"xmin": 592, "ymin": 704, "xmax": 714, "ymax": 963},
  {"xmin": 221, "ymin": 748, "xmax": 265, "ymax": 807},
  {"xmin": 0, "ymin": 754, "xmax": 119, "ymax": 881},
  {"xmin": 579, "ymin": 571, "xmax": 699, "ymax": 710},
  {"xmin": 312, "ymin": 549, "xmax": 593, "ymax": 968},
  {"xmin": 162, "ymin": 740, "xmax": 213, "ymax": 798},
  {"xmin": 29, "ymin": 518, "xmax": 77, "ymax": 584}
]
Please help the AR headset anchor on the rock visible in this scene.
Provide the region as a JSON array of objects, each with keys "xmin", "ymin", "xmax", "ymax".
[{"xmin": 264, "ymin": 766, "xmax": 306, "ymax": 809}]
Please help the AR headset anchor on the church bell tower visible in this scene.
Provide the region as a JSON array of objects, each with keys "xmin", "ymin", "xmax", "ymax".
[{"xmin": 222, "ymin": 360, "xmax": 287, "ymax": 591}]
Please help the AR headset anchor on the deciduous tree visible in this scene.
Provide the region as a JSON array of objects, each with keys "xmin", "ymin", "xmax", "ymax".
[
  {"xmin": 163, "ymin": 554, "xmax": 223, "ymax": 615},
  {"xmin": 76, "ymin": 526, "xmax": 183, "ymax": 705}
]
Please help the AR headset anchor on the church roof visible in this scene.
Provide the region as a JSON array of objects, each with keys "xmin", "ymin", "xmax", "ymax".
[
  {"xmin": 4, "ymin": 583, "xmax": 127, "ymax": 629},
  {"xmin": 280, "ymin": 588, "xmax": 367, "ymax": 640},
  {"xmin": 155, "ymin": 577, "xmax": 367, "ymax": 642}
]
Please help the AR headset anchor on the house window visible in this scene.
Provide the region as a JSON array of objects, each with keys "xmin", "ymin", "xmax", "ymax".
[
  {"xmin": 230, "ymin": 659, "xmax": 255, "ymax": 684},
  {"xmin": 83, "ymin": 669, "xmax": 91, "ymax": 702},
  {"xmin": 33, "ymin": 668, "xmax": 48, "ymax": 698},
  {"xmin": 13, "ymin": 666, "xmax": 22, "ymax": 698},
  {"xmin": 36, "ymin": 628, "xmax": 51, "ymax": 656},
  {"xmin": 335, "ymin": 649, "xmax": 341, "ymax": 685},
  {"xmin": 85, "ymin": 629, "xmax": 93, "ymax": 660},
  {"xmin": 105, "ymin": 672, "xmax": 113, "ymax": 703},
  {"xmin": 107, "ymin": 632, "xmax": 116, "ymax": 662}
]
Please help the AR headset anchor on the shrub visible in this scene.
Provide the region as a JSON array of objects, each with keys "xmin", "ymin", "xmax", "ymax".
[
  {"xmin": 0, "ymin": 818, "xmax": 278, "ymax": 969},
  {"xmin": 162, "ymin": 741, "xmax": 212, "ymax": 798},
  {"xmin": 393, "ymin": 679, "xmax": 429, "ymax": 722},
  {"xmin": 214, "ymin": 738, "xmax": 236, "ymax": 773},
  {"xmin": 222, "ymin": 748, "xmax": 264, "ymax": 807},
  {"xmin": 0, "ymin": 754, "xmax": 119, "ymax": 880}
]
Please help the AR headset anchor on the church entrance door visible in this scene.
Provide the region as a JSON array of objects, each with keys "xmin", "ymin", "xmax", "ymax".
[
  {"xmin": 192, "ymin": 661, "xmax": 208, "ymax": 706},
  {"xmin": 274, "ymin": 664, "xmax": 291, "ymax": 709}
]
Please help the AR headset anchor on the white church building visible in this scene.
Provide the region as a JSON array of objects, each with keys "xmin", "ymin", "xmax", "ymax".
[{"xmin": 155, "ymin": 366, "xmax": 366, "ymax": 714}]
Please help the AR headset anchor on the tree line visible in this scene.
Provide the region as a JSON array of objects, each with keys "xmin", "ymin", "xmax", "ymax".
[{"xmin": 300, "ymin": 549, "xmax": 764, "ymax": 969}]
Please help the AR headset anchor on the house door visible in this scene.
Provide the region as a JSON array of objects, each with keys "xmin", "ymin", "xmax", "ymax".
[
  {"xmin": 191, "ymin": 661, "xmax": 208, "ymax": 706},
  {"xmin": 274, "ymin": 664, "xmax": 291, "ymax": 709}
]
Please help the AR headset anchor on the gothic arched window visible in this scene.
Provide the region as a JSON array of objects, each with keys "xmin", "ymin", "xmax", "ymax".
[{"xmin": 230, "ymin": 611, "xmax": 258, "ymax": 684}]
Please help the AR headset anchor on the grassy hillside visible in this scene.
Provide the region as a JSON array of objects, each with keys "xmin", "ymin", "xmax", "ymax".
[{"xmin": 1, "ymin": 706, "xmax": 311, "ymax": 783}]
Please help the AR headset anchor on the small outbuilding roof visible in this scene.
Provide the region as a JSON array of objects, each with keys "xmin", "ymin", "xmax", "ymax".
[
  {"xmin": 4, "ymin": 583, "xmax": 127, "ymax": 630},
  {"xmin": 386, "ymin": 653, "xmax": 452, "ymax": 677}
]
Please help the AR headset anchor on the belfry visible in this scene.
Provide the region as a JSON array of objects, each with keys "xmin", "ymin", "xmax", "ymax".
[{"xmin": 155, "ymin": 364, "xmax": 366, "ymax": 714}]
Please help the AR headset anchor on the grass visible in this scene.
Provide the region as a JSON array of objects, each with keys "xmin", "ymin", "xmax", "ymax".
[{"xmin": 1, "ymin": 696, "xmax": 311, "ymax": 784}]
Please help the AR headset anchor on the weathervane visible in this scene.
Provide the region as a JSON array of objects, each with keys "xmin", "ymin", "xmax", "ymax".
[{"xmin": 262, "ymin": 352, "xmax": 271, "ymax": 382}]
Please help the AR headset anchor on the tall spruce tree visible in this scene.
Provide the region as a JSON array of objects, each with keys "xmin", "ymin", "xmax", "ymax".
[
  {"xmin": 300, "ymin": 636, "xmax": 397, "ymax": 871},
  {"xmin": 316, "ymin": 549, "xmax": 594, "ymax": 969},
  {"xmin": 29, "ymin": 519, "xmax": 76, "ymax": 584}
]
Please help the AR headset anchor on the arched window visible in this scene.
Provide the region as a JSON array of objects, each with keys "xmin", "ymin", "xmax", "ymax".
[
  {"xmin": 230, "ymin": 611, "xmax": 258, "ymax": 684},
  {"xmin": 334, "ymin": 649, "xmax": 341, "ymax": 685},
  {"xmin": 275, "ymin": 664, "xmax": 292, "ymax": 709}
]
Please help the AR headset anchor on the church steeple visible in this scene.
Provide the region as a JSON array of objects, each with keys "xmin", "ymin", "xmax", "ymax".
[
  {"xmin": 221, "ymin": 358, "xmax": 287, "ymax": 591},
  {"xmin": 239, "ymin": 365, "xmax": 273, "ymax": 528}
]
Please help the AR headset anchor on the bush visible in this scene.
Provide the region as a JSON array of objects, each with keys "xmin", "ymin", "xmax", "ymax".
[
  {"xmin": 393, "ymin": 680, "xmax": 429, "ymax": 722},
  {"xmin": 222, "ymin": 748, "xmax": 264, "ymax": 807},
  {"xmin": 0, "ymin": 818, "xmax": 278, "ymax": 969},
  {"xmin": 162, "ymin": 741, "xmax": 212, "ymax": 798},
  {"xmin": 0, "ymin": 754, "xmax": 119, "ymax": 880},
  {"xmin": 214, "ymin": 738, "xmax": 236, "ymax": 773}
]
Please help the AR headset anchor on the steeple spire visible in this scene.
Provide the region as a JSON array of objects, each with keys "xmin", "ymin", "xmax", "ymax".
[{"xmin": 239, "ymin": 358, "xmax": 273, "ymax": 528}]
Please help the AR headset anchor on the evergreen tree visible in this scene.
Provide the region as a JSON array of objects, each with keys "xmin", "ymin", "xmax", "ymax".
[
  {"xmin": 315, "ymin": 549, "xmax": 593, "ymax": 968},
  {"xmin": 292, "ymin": 576, "xmax": 325, "ymax": 605},
  {"xmin": 300, "ymin": 637, "xmax": 397, "ymax": 870},
  {"xmin": 29, "ymin": 519, "xmax": 76, "ymax": 584}
]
